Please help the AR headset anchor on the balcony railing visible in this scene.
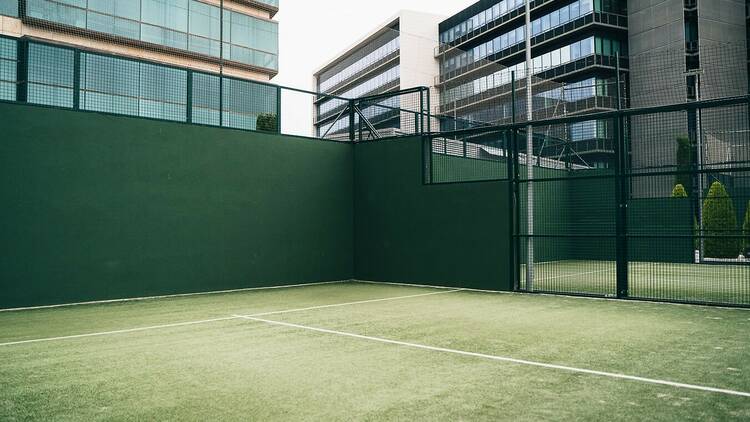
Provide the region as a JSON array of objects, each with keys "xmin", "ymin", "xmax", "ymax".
[
  {"xmin": 438, "ymin": 55, "xmax": 629, "ymax": 116},
  {"xmin": 435, "ymin": 7, "xmax": 525, "ymax": 57},
  {"xmin": 320, "ymin": 50, "xmax": 399, "ymax": 96},
  {"xmin": 436, "ymin": 44, "xmax": 525, "ymax": 87},
  {"xmin": 436, "ymin": 12, "xmax": 628, "ymax": 87}
]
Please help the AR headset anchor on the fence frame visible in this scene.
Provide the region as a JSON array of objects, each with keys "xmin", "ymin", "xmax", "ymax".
[{"xmin": 422, "ymin": 68, "xmax": 750, "ymax": 307}]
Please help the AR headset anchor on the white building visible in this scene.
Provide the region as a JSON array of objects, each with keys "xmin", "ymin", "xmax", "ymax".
[{"xmin": 312, "ymin": 10, "xmax": 444, "ymax": 139}]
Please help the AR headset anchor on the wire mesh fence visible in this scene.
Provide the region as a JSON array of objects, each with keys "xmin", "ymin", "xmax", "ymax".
[
  {"xmin": 423, "ymin": 129, "xmax": 510, "ymax": 184},
  {"xmin": 0, "ymin": 32, "xmax": 430, "ymax": 141},
  {"xmin": 423, "ymin": 38, "xmax": 750, "ymax": 306}
]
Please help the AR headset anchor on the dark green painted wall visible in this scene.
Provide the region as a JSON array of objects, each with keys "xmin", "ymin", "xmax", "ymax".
[
  {"xmin": 354, "ymin": 138, "xmax": 511, "ymax": 291},
  {"xmin": 0, "ymin": 103, "xmax": 354, "ymax": 308}
]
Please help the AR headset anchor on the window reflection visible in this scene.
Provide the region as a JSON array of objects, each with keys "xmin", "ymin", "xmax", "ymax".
[{"xmin": 24, "ymin": 0, "xmax": 279, "ymax": 71}]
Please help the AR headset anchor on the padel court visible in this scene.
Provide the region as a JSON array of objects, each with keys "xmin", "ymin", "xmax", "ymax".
[{"xmin": 1, "ymin": 282, "xmax": 748, "ymax": 420}]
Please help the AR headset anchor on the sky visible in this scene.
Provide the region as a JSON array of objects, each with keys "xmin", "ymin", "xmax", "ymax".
[{"xmin": 273, "ymin": 0, "xmax": 477, "ymax": 136}]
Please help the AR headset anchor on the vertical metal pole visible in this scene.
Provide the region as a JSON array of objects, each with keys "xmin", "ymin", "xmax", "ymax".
[
  {"xmin": 453, "ymin": 99, "xmax": 457, "ymax": 132},
  {"xmin": 429, "ymin": 135, "xmax": 434, "ymax": 184},
  {"xmin": 348, "ymin": 100, "xmax": 356, "ymax": 142},
  {"xmin": 72, "ymin": 50, "xmax": 80, "ymax": 110},
  {"xmin": 524, "ymin": 0, "xmax": 534, "ymax": 292},
  {"xmin": 425, "ymin": 87, "xmax": 431, "ymax": 133},
  {"xmin": 695, "ymin": 74, "xmax": 705, "ymax": 261},
  {"xmin": 419, "ymin": 89, "xmax": 424, "ymax": 134},
  {"xmin": 511, "ymin": 71, "xmax": 520, "ymax": 290},
  {"xmin": 614, "ymin": 52, "xmax": 628, "ymax": 298},
  {"xmin": 219, "ymin": 0, "xmax": 224, "ymax": 127},
  {"xmin": 507, "ymin": 127, "xmax": 517, "ymax": 291},
  {"xmin": 186, "ymin": 70, "xmax": 193, "ymax": 124},
  {"xmin": 562, "ymin": 83, "xmax": 571, "ymax": 170},
  {"xmin": 276, "ymin": 85, "xmax": 281, "ymax": 133},
  {"xmin": 16, "ymin": 39, "xmax": 28, "ymax": 103}
]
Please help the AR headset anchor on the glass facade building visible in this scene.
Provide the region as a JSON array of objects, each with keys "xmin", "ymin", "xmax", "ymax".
[
  {"xmin": 2, "ymin": 36, "xmax": 279, "ymax": 130},
  {"xmin": 315, "ymin": 29, "xmax": 402, "ymax": 139},
  {"xmin": 0, "ymin": 0, "xmax": 18, "ymax": 17},
  {"xmin": 20, "ymin": 0, "xmax": 278, "ymax": 71},
  {"xmin": 437, "ymin": 0, "xmax": 629, "ymax": 167},
  {"xmin": 0, "ymin": 0, "xmax": 280, "ymax": 132}
]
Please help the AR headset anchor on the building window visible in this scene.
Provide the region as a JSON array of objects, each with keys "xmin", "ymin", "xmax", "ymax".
[
  {"xmin": 18, "ymin": 40, "xmax": 278, "ymax": 129},
  {"xmin": 24, "ymin": 0, "xmax": 279, "ymax": 71},
  {"xmin": 0, "ymin": 37, "xmax": 17, "ymax": 101},
  {"xmin": 27, "ymin": 42, "xmax": 75, "ymax": 108},
  {"xmin": 192, "ymin": 72, "xmax": 221, "ymax": 126},
  {"xmin": 80, "ymin": 52, "xmax": 140, "ymax": 117},
  {"xmin": 79, "ymin": 52, "xmax": 187, "ymax": 121},
  {"xmin": 222, "ymin": 77, "xmax": 277, "ymax": 131},
  {"xmin": 0, "ymin": 0, "xmax": 18, "ymax": 17}
]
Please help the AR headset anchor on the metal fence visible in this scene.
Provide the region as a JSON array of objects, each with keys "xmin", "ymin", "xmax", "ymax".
[
  {"xmin": 0, "ymin": 34, "xmax": 434, "ymax": 141},
  {"xmin": 424, "ymin": 92, "xmax": 750, "ymax": 308}
]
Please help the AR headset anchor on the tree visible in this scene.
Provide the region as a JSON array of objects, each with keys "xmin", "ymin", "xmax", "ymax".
[
  {"xmin": 671, "ymin": 184, "xmax": 688, "ymax": 198},
  {"xmin": 743, "ymin": 201, "xmax": 750, "ymax": 254},
  {"xmin": 675, "ymin": 135, "xmax": 693, "ymax": 195},
  {"xmin": 256, "ymin": 113, "xmax": 278, "ymax": 132},
  {"xmin": 702, "ymin": 181, "xmax": 739, "ymax": 258}
]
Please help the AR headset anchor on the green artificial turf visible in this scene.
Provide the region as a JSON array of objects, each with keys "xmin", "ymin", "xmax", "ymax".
[{"xmin": 1, "ymin": 282, "xmax": 748, "ymax": 421}]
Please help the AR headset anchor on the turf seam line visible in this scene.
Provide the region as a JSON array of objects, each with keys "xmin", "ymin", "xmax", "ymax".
[
  {"xmin": 0, "ymin": 289, "xmax": 461, "ymax": 347},
  {"xmin": 0, "ymin": 280, "xmax": 352, "ymax": 313},
  {"xmin": 236, "ymin": 316, "xmax": 750, "ymax": 399},
  {"xmin": 353, "ymin": 280, "xmax": 750, "ymax": 311}
]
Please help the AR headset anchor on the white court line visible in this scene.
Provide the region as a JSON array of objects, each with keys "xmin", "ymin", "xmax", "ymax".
[
  {"xmin": 354, "ymin": 280, "xmax": 750, "ymax": 311},
  {"xmin": 236, "ymin": 315, "xmax": 750, "ymax": 399},
  {"xmin": 248, "ymin": 289, "xmax": 462, "ymax": 317},
  {"xmin": 0, "ymin": 316, "xmax": 241, "ymax": 347},
  {"xmin": 0, "ymin": 289, "xmax": 460, "ymax": 347},
  {"xmin": 0, "ymin": 280, "xmax": 350, "ymax": 313},
  {"xmin": 533, "ymin": 269, "xmax": 613, "ymax": 282}
]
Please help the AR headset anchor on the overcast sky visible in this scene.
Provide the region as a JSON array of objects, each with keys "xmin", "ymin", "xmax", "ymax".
[{"xmin": 273, "ymin": 0, "xmax": 476, "ymax": 136}]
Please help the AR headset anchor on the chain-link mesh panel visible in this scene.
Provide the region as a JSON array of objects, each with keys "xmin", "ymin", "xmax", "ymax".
[
  {"xmin": 625, "ymin": 102, "xmax": 750, "ymax": 306},
  {"xmin": 517, "ymin": 120, "xmax": 618, "ymax": 296},
  {"xmin": 424, "ymin": 129, "xmax": 510, "ymax": 184}
]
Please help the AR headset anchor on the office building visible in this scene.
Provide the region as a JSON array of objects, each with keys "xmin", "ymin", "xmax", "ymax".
[
  {"xmin": 436, "ymin": 0, "xmax": 629, "ymax": 168},
  {"xmin": 0, "ymin": 0, "xmax": 279, "ymax": 129},
  {"xmin": 313, "ymin": 10, "xmax": 444, "ymax": 139}
]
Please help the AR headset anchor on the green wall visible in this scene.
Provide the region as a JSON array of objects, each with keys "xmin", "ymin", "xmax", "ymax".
[
  {"xmin": 0, "ymin": 103, "xmax": 354, "ymax": 308},
  {"xmin": 354, "ymin": 138, "xmax": 511, "ymax": 291}
]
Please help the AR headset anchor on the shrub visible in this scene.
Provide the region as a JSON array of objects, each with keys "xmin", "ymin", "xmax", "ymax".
[
  {"xmin": 671, "ymin": 184, "xmax": 688, "ymax": 198},
  {"xmin": 743, "ymin": 201, "xmax": 750, "ymax": 254},
  {"xmin": 702, "ymin": 181, "xmax": 739, "ymax": 258},
  {"xmin": 256, "ymin": 113, "xmax": 278, "ymax": 132},
  {"xmin": 675, "ymin": 136, "xmax": 693, "ymax": 194}
]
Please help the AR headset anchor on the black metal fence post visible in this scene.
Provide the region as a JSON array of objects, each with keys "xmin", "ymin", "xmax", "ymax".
[
  {"xmin": 72, "ymin": 50, "xmax": 80, "ymax": 110},
  {"xmin": 614, "ymin": 53, "xmax": 629, "ymax": 298},
  {"xmin": 511, "ymin": 71, "xmax": 520, "ymax": 291},
  {"xmin": 348, "ymin": 99, "xmax": 356, "ymax": 141},
  {"xmin": 16, "ymin": 39, "xmax": 28, "ymax": 103},
  {"xmin": 276, "ymin": 85, "xmax": 281, "ymax": 133},
  {"xmin": 425, "ymin": 87, "xmax": 431, "ymax": 134},
  {"xmin": 507, "ymin": 128, "xmax": 517, "ymax": 291},
  {"xmin": 418, "ymin": 89, "xmax": 424, "ymax": 134},
  {"xmin": 186, "ymin": 71, "xmax": 193, "ymax": 124}
]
